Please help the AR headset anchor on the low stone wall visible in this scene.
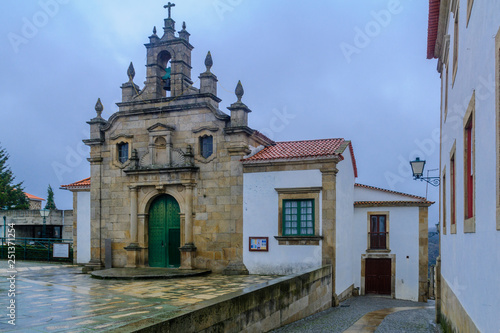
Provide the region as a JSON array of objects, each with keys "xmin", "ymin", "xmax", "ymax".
[
  {"xmin": 441, "ymin": 277, "xmax": 479, "ymax": 332},
  {"xmin": 2, "ymin": 210, "xmax": 73, "ymax": 227},
  {"xmin": 1, "ymin": 210, "xmax": 73, "ymax": 239},
  {"xmin": 337, "ymin": 284, "xmax": 354, "ymax": 303},
  {"xmin": 125, "ymin": 265, "xmax": 332, "ymax": 333}
]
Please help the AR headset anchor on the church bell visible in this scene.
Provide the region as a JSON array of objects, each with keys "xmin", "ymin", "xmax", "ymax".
[{"xmin": 162, "ymin": 67, "xmax": 172, "ymax": 91}]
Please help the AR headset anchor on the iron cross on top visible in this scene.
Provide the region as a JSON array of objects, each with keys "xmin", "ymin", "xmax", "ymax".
[{"xmin": 164, "ymin": 2, "xmax": 175, "ymax": 18}]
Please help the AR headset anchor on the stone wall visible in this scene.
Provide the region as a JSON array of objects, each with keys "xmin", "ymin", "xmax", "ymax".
[
  {"xmin": 122, "ymin": 265, "xmax": 333, "ymax": 333},
  {"xmin": 88, "ymin": 102, "xmax": 268, "ymax": 271},
  {"xmin": 440, "ymin": 277, "xmax": 480, "ymax": 333},
  {"xmin": 2, "ymin": 210, "xmax": 73, "ymax": 239}
]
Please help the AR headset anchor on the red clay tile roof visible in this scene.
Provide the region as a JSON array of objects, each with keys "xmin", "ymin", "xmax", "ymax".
[
  {"xmin": 354, "ymin": 200, "xmax": 434, "ymax": 207},
  {"xmin": 24, "ymin": 192, "xmax": 44, "ymax": 201},
  {"xmin": 243, "ymin": 138, "xmax": 344, "ymax": 161},
  {"xmin": 427, "ymin": 0, "xmax": 440, "ymax": 59},
  {"xmin": 355, "ymin": 183, "xmax": 427, "ymax": 201},
  {"xmin": 61, "ymin": 177, "xmax": 91, "ymax": 189},
  {"xmin": 243, "ymin": 138, "xmax": 358, "ymax": 177}
]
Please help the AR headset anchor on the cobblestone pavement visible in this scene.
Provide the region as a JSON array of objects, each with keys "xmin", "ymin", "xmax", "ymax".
[
  {"xmin": 0, "ymin": 261, "xmax": 277, "ymax": 332},
  {"xmin": 272, "ymin": 295, "xmax": 442, "ymax": 333}
]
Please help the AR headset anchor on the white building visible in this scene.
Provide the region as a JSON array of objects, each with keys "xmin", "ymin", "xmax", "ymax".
[
  {"xmin": 61, "ymin": 177, "xmax": 91, "ymax": 264},
  {"xmin": 427, "ymin": 0, "xmax": 500, "ymax": 331},
  {"xmin": 242, "ymin": 139, "xmax": 431, "ymax": 302}
]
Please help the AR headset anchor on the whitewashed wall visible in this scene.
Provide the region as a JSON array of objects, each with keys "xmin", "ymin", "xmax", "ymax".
[
  {"xmin": 439, "ymin": 1, "xmax": 500, "ymax": 331},
  {"xmin": 335, "ymin": 153, "xmax": 356, "ymax": 295},
  {"xmin": 76, "ymin": 191, "xmax": 91, "ymax": 264},
  {"xmin": 243, "ymin": 170, "xmax": 323, "ymax": 275},
  {"xmin": 353, "ymin": 205, "xmax": 421, "ymax": 301}
]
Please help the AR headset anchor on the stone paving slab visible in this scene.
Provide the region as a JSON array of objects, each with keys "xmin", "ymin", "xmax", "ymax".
[
  {"xmin": 91, "ymin": 267, "xmax": 211, "ymax": 280},
  {"xmin": 0, "ymin": 261, "xmax": 278, "ymax": 332},
  {"xmin": 271, "ymin": 295, "xmax": 442, "ymax": 333}
]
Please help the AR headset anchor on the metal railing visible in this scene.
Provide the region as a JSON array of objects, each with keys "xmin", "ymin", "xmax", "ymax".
[{"xmin": 0, "ymin": 237, "xmax": 73, "ymax": 262}]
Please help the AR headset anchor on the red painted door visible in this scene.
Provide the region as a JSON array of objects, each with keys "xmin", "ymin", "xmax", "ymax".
[{"xmin": 365, "ymin": 258, "xmax": 391, "ymax": 295}]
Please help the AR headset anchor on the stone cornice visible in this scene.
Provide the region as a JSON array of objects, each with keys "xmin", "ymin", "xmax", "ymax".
[
  {"xmin": 83, "ymin": 138, "xmax": 104, "ymax": 146},
  {"xmin": 144, "ymin": 36, "xmax": 194, "ymax": 51},
  {"xmin": 435, "ymin": 0, "xmax": 451, "ymax": 62},
  {"xmin": 124, "ymin": 166, "xmax": 199, "ymax": 175},
  {"xmin": 192, "ymin": 126, "xmax": 219, "ymax": 134},
  {"xmin": 104, "ymin": 99, "xmax": 228, "ymax": 131},
  {"xmin": 275, "ymin": 187, "xmax": 322, "ymax": 194},
  {"xmin": 110, "ymin": 134, "xmax": 134, "ymax": 141},
  {"xmin": 115, "ymin": 93, "xmax": 223, "ymax": 109},
  {"xmin": 224, "ymin": 126, "xmax": 254, "ymax": 136}
]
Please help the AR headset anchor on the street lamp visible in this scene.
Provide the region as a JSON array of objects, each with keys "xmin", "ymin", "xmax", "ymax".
[
  {"xmin": 410, "ymin": 157, "xmax": 440, "ymax": 186},
  {"xmin": 40, "ymin": 209, "xmax": 50, "ymax": 238}
]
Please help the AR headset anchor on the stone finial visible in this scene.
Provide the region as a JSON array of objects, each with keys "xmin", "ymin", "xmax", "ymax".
[
  {"xmin": 186, "ymin": 144, "xmax": 193, "ymax": 156},
  {"xmin": 185, "ymin": 145, "xmax": 194, "ymax": 166},
  {"xmin": 95, "ymin": 98, "xmax": 103, "ymax": 118},
  {"xmin": 130, "ymin": 149, "xmax": 140, "ymax": 168},
  {"xmin": 235, "ymin": 80, "xmax": 244, "ymax": 102},
  {"xmin": 205, "ymin": 51, "xmax": 213, "ymax": 72},
  {"xmin": 153, "ymin": 26, "xmax": 157, "ymax": 35},
  {"xmin": 182, "ymin": 21, "xmax": 186, "ymax": 30},
  {"xmin": 127, "ymin": 62, "xmax": 135, "ymax": 82}
]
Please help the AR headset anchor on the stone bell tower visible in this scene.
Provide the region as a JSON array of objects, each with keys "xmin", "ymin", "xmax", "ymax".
[{"xmin": 139, "ymin": 2, "xmax": 194, "ymax": 100}]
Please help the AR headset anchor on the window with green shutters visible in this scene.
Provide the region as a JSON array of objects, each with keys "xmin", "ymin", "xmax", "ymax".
[{"xmin": 283, "ymin": 199, "xmax": 314, "ymax": 236}]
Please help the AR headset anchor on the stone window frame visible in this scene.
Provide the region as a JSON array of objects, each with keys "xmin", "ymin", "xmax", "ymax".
[
  {"xmin": 193, "ymin": 127, "xmax": 218, "ymax": 164},
  {"xmin": 466, "ymin": 0, "xmax": 474, "ymax": 27},
  {"xmin": 442, "ymin": 166, "xmax": 447, "ymax": 235},
  {"xmin": 274, "ymin": 187, "xmax": 322, "ymax": 246},
  {"xmin": 199, "ymin": 135, "xmax": 214, "ymax": 159},
  {"xmin": 110, "ymin": 134, "xmax": 133, "ymax": 169},
  {"xmin": 118, "ymin": 142, "xmax": 129, "ymax": 163},
  {"xmin": 496, "ymin": 27, "xmax": 500, "ymax": 230},
  {"xmin": 452, "ymin": 1, "xmax": 459, "ymax": 87},
  {"xmin": 450, "ymin": 141, "xmax": 457, "ymax": 234},
  {"xmin": 463, "ymin": 92, "xmax": 476, "ymax": 233},
  {"xmin": 366, "ymin": 211, "xmax": 390, "ymax": 252}
]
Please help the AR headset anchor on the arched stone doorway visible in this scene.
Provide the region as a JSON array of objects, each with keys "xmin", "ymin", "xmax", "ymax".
[{"xmin": 148, "ymin": 194, "xmax": 181, "ymax": 268}]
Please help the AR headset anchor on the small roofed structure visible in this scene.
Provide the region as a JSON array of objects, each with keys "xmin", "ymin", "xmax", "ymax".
[{"xmin": 24, "ymin": 192, "xmax": 45, "ymax": 210}]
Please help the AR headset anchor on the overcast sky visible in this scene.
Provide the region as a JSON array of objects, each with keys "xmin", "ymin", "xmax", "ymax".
[{"xmin": 0, "ymin": 0, "xmax": 440, "ymax": 225}]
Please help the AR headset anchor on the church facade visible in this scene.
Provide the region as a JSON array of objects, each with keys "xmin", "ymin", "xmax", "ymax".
[
  {"xmin": 77, "ymin": 6, "xmax": 431, "ymax": 302},
  {"xmin": 83, "ymin": 8, "xmax": 273, "ymax": 273}
]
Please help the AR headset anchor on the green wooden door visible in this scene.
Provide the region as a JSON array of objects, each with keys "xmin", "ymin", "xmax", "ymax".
[{"xmin": 148, "ymin": 195, "xmax": 181, "ymax": 268}]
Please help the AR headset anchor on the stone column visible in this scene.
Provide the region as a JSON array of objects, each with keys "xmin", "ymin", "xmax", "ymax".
[
  {"xmin": 129, "ymin": 186, "xmax": 138, "ymax": 244},
  {"xmin": 184, "ymin": 184, "xmax": 194, "ymax": 245},
  {"xmin": 166, "ymin": 134, "xmax": 172, "ymax": 166},
  {"xmin": 124, "ymin": 186, "xmax": 140, "ymax": 268},
  {"xmin": 180, "ymin": 183, "xmax": 196, "ymax": 269},
  {"xmin": 321, "ymin": 166, "xmax": 338, "ymax": 305}
]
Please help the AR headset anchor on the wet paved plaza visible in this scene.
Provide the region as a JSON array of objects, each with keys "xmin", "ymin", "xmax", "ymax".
[{"xmin": 0, "ymin": 261, "xmax": 278, "ymax": 332}]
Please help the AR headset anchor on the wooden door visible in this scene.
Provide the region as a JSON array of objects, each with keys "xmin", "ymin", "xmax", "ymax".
[
  {"xmin": 148, "ymin": 195, "xmax": 181, "ymax": 268},
  {"xmin": 365, "ymin": 258, "xmax": 391, "ymax": 295}
]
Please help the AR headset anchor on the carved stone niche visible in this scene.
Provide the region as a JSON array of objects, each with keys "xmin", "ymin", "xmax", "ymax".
[{"xmin": 147, "ymin": 123, "xmax": 176, "ymax": 166}]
